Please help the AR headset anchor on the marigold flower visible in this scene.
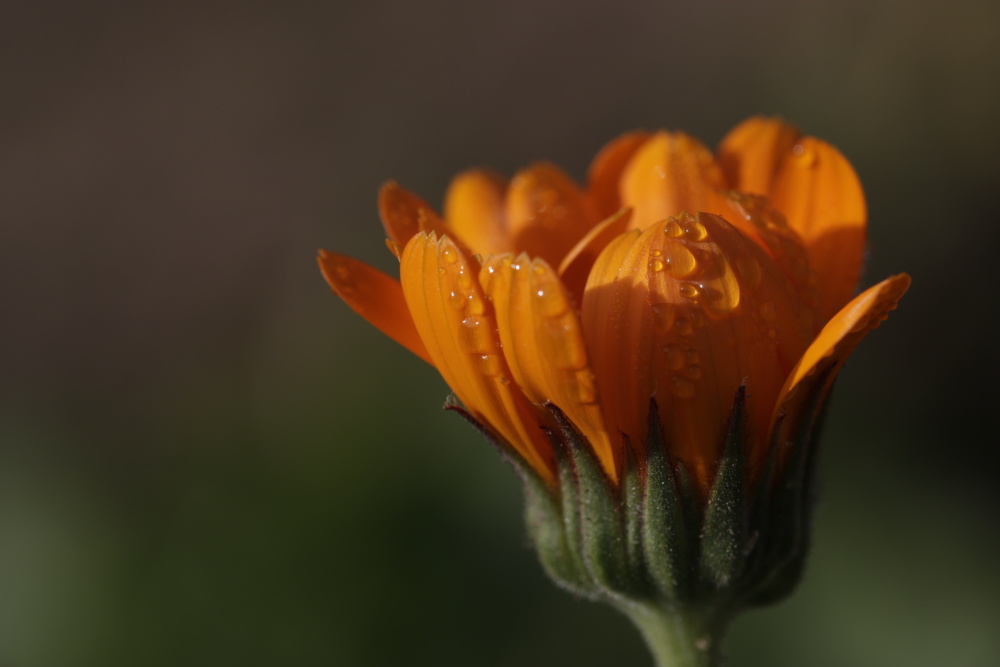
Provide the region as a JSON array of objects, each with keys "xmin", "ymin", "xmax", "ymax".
[
  {"xmin": 319, "ymin": 117, "xmax": 910, "ymax": 665},
  {"xmin": 319, "ymin": 116, "xmax": 908, "ymax": 495}
]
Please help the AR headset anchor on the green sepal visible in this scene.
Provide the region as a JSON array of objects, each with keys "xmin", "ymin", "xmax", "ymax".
[
  {"xmin": 744, "ymin": 372, "xmax": 832, "ymax": 607},
  {"xmin": 642, "ymin": 399, "xmax": 692, "ymax": 602},
  {"xmin": 699, "ymin": 386, "xmax": 748, "ymax": 591},
  {"xmin": 622, "ymin": 441, "xmax": 647, "ymax": 587},
  {"xmin": 547, "ymin": 403, "xmax": 634, "ymax": 597},
  {"xmin": 522, "ymin": 470, "xmax": 594, "ymax": 597}
]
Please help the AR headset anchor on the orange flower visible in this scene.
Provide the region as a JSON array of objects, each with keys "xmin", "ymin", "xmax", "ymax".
[{"xmin": 319, "ymin": 117, "xmax": 909, "ymax": 495}]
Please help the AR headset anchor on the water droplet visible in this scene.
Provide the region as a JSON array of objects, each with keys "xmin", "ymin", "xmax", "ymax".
[
  {"xmin": 684, "ymin": 364, "xmax": 702, "ymax": 379},
  {"xmin": 438, "ymin": 267, "xmax": 446, "ymax": 275},
  {"xmin": 546, "ymin": 324, "xmax": 588, "ymax": 370},
  {"xmin": 662, "ymin": 345, "xmax": 684, "ymax": 370},
  {"xmin": 792, "ymin": 142, "xmax": 817, "ymax": 167},
  {"xmin": 499, "ymin": 376, "xmax": 510, "ymax": 385},
  {"xmin": 689, "ymin": 309, "xmax": 705, "ymax": 328},
  {"xmin": 683, "ymin": 220, "xmax": 708, "ymax": 241},
  {"xmin": 448, "ymin": 290, "xmax": 466, "ymax": 309},
  {"xmin": 759, "ymin": 301, "xmax": 776, "ymax": 322},
  {"xmin": 685, "ymin": 350, "xmax": 700, "ymax": 364},
  {"xmin": 456, "ymin": 266, "xmax": 472, "ymax": 290},
  {"xmin": 670, "ymin": 375, "xmax": 696, "ymax": 398},
  {"xmin": 679, "ymin": 282, "xmax": 701, "ymax": 299},
  {"xmin": 660, "ymin": 240, "xmax": 697, "ymax": 278},
  {"xmin": 535, "ymin": 284, "xmax": 568, "ymax": 318},
  {"xmin": 334, "ymin": 265, "xmax": 351, "ymax": 280},
  {"xmin": 461, "ymin": 315, "xmax": 491, "ymax": 353},
  {"xmin": 476, "ymin": 353, "xmax": 503, "ymax": 376},
  {"xmin": 674, "ymin": 317, "xmax": 692, "ymax": 336},
  {"xmin": 663, "ymin": 219, "xmax": 684, "ymax": 238},
  {"xmin": 650, "ymin": 249, "xmax": 662, "ymax": 257},
  {"xmin": 651, "ymin": 303, "xmax": 676, "ymax": 333},
  {"xmin": 648, "ymin": 258, "xmax": 665, "ymax": 272},
  {"xmin": 441, "ymin": 245, "xmax": 459, "ymax": 264},
  {"xmin": 467, "ymin": 292, "xmax": 486, "ymax": 315}
]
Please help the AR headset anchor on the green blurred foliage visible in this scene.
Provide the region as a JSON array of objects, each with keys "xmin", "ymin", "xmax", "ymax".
[{"xmin": 1, "ymin": 1, "xmax": 998, "ymax": 665}]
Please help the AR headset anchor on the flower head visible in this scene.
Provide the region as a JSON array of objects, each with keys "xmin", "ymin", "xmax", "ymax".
[{"xmin": 319, "ymin": 117, "xmax": 909, "ymax": 497}]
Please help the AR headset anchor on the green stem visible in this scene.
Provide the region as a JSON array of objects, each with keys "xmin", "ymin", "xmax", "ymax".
[{"xmin": 619, "ymin": 602, "xmax": 726, "ymax": 667}]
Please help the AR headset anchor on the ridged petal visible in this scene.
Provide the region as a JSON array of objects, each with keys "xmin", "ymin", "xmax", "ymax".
[
  {"xmin": 582, "ymin": 213, "xmax": 813, "ymax": 492},
  {"xmin": 619, "ymin": 132, "xmax": 729, "ymax": 232},
  {"xmin": 481, "ymin": 254, "xmax": 617, "ymax": 481},
  {"xmin": 771, "ymin": 273, "xmax": 911, "ymax": 455},
  {"xmin": 317, "ymin": 250, "xmax": 431, "ymax": 365},
  {"xmin": 718, "ymin": 118, "xmax": 866, "ymax": 323},
  {"xmin": 505, "ymin": 162, "xmax": 599, "ymax": 268},
  {"xmin": 444, "ymin": 169, "xmax": 513, "ymax": 257},
  {"xmin": 586, "ymin": 131, "xmax": 651, "ymax": 220},
  {"xmin": 399, "ymin": 232, "xmax": 556, "ymax": 482}
]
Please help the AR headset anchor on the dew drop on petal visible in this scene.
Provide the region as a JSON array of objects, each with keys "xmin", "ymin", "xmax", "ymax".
[
  {"xmin": 663, "ymin": 240, "xmax": 697, "ymax": 278},
  {"xmin": 792, "ymin": 142, "xmax": 817, "ymax": 167},
  {"xmin": 685, "ymin": 364, "xmax": 702, "ymax": 379},
  {"xmin": 448, "ymin": 290, "xmax": 466, "ymax": 310},
  {"xmin": 679, "ymin": 282, "xmax": 701, "ymax": 299},
  {"xmin": 683, "ymin": 220, "xmax": 708, "ymax": 242},
  {"xmin": 649, "ymin": 258, "xmax": 665, "ymax": 272},
  {"xmin": 663, "ymin": 219, "xmax": 684, "ymax": 238},
  {"xmin": 670, "ymin": 375, "xmax": 697, "ymax": 398},
  {"xmin": 651, "ymin": 302, "xmax": 676, "ymax": 333},
  {"xmin": 442, "ymin": 246, "xmax": 459, "ymax": 264},
  {"xmin": 674, "ymin": 317, "xmax": 693, "ymax": 336}
]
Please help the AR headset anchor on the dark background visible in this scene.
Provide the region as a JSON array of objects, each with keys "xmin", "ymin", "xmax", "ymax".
[{"xmin": 2, "ymin": 2, "xmax": 999, "ymax": 666}]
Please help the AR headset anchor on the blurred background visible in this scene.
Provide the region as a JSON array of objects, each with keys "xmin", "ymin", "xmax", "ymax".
[{"xmin": 2, "ymin": 1, "xmax": 999, "ymax": 665}]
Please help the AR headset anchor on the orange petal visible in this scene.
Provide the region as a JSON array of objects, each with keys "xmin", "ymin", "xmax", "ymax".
[
  {"xmin": 718, "ymin": 118, "xmax": 867, "ymax": 323},
  {"xmin": 318, "ymin": 250, "xmax": 432, "ymax": 365},
  {"xmin": 771, "ymin": 273, "xmax": 911, "ymax": 457},
  {"xmin": 399, "ymin": 232, "xmax": 556, "ymax": 482},
  {"xmin": 378, "ymin": 181, "xmax": 435, "ymax": 249},
  {"xmin": 444, "ymin": 169, "xmax": 513, "ymax": 257},
  {"xmin": 481, "ymin": 254, "xmax": 617, "ymax": 481},
  {"xmin": 619, "ymin": 131, "xmax": 730, "ymax": 232},
  {"xmin": 770, "ymin": 137, "xmax": 867, "ymax": 323},
  {"xmin": 586, "ymin": 131, "xmax": 651, "ymax": 220},
  {"xmin": 717, "ymin": 116, "xmax": 800, "ymax": 195},
  {"xmin": 582, "ymin": 213, "xmax": 814, "ymax": 493},
  {"xmin": 557, "ymin": 207, "xmax": 633, "ymax": 307},
  {"xmin": 505, "ymin": 162, "xmax": 599, "ymax": 268}
]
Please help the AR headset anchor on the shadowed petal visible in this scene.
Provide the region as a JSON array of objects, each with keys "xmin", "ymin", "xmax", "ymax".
[
  {"xmin": 318, "ymin": 250, "xmax": 431, "ymax": 364},
  {"xmin": 771, "ymin": 273, "xmax": 911, "ymax": 461},
  {"xmin": 557, "ymin": 207, "xmax": 633, "ymax": 307}
]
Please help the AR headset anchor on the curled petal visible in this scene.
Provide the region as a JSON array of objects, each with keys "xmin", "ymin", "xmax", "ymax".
[
  {"xmin": 444, "ymin": 169, "xmax": 513, "ymax": 257},
  {"xmin": 481, "ymin": 254, "xmax": 617, "ymax": 481},
  {"xmin": 620, "ymin": 132, "xmax": 730, "ymax": 231},
  {"xmin": 505, "ymin": 162, "xmax": 599, "ymax": 268},
  {"xmin": 317, "ymin": 250, "xmax": 431, "ymax": 364},
  {"xmin": 399, "ymin": 232, "xmax": 556, "ymax": 482},
  {"xmin": 771, "ymin": 273, "xmax": 911, "ymax": 455}
]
